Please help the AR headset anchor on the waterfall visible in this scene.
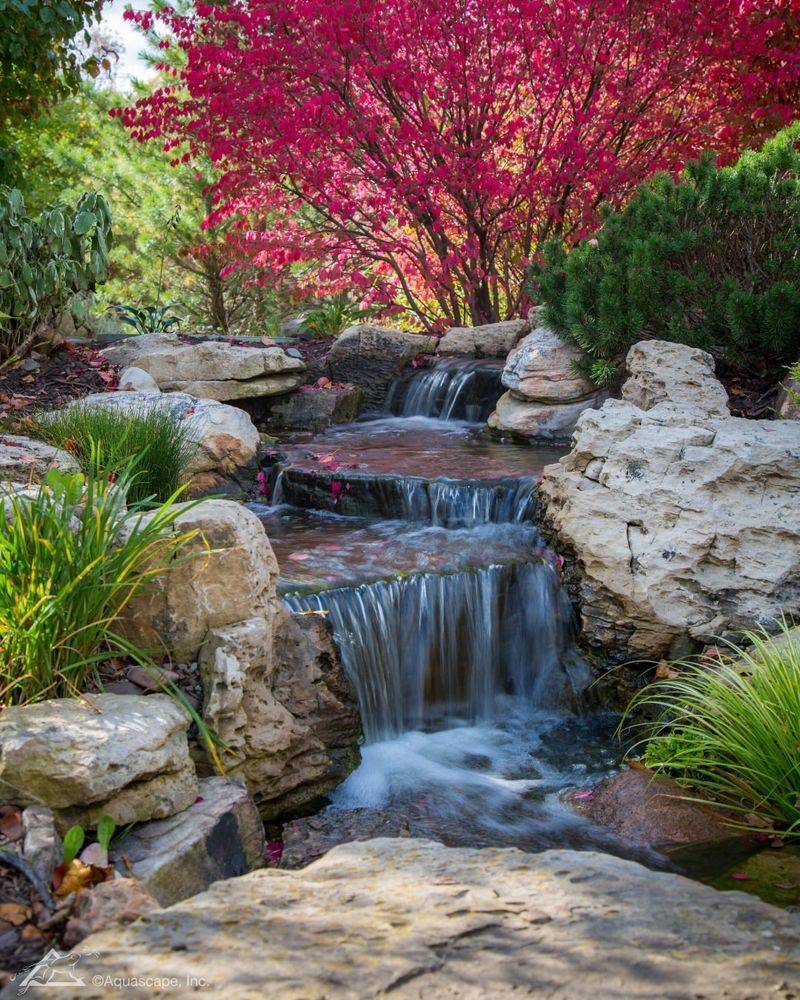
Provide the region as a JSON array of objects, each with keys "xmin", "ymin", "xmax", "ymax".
[
  {"xmin": 386, "ymin": 360, "xmax": 503, "ymax": 421},
  {"xmin": 273, "ymin": 468, "xmax": 537, "ymax": 526},
  {"xmin": 283, "ymin": 559, "xmax": 583, "ymax": 742}
]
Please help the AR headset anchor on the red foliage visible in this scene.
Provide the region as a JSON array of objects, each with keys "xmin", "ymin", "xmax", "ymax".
[{"xmin": 119, "ymin": 0, "xmax": 800, "ymax": 328}]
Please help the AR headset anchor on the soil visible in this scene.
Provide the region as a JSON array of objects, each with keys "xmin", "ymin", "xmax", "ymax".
[
  {"xmin": 716, "ymin": 362, "xmax": 785, "ymax": 419},
  {"xmin": 0, "ymin": 344, "xmax": 118, "ymax": 423}
]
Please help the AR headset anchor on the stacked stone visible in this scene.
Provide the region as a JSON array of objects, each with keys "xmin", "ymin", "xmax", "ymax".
[{"xmin": 487, "ymin": 311, "xmax": 607, "ymax": 441}]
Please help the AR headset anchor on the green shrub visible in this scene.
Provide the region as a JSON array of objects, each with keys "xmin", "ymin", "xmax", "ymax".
[
  {"xmin": 0, "ymin": 467, "xmax": 199, "ymax": 706},
  {"xmin": 305, "ymin": 294, "xmax": 375, "ymax": 338},
  {"xmin": 116, "ymin": 304, "xmax": 181, "ymax": 336},
  {"xmin": 29, "ymin": 405, "xmax": 198, "ymax": 506},
  {"xmin": 532, "ymin": 126, "xmax": 800, "ymax": 385},
  {"xmin": 0, "ymin": 187, "xmax": 112, "ymax": 362},
  {"xmin": 623, "ymin": 622, "xmax": 800, "ymax": 836}
]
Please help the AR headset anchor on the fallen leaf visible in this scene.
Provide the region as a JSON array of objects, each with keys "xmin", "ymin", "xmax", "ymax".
[
  {"xmin": 0, "ymin": 903, "xmax": 30, "ymax": 926},
  {"xmin": 655, "ymin": 660, "xmax": 679, "ymax": 680},
  {"xmin": 730, "ymin": 872, "xmax": 750, "ymax": 880},
  {"xmin": 0, "ymin": 811, "xmax": 22, "ymax": 841},
  {"xmin": 288, "ymin": 552, "xmax": 311, "ymax": 562}
]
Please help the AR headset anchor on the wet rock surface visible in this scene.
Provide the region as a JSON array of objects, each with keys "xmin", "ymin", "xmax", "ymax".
[
  {"xmin": 42, "ymin": 838, "xmax": 800, "ymax": 998},
  {"xmin": 268, "ymin": 383, "xmax": 364, "ymax": 430},
  {"xmin": 326, "ymin": 325, "xmax": 437, "ymax": 407}
]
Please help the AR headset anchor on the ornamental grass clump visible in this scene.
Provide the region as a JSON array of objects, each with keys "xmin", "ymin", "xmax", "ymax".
[
  {"xmin": 29, "ymin": 404, "xmax": 197, "ymax": 506},
  {"xmin": 0, "ymin": 466, "xmax": 199, "ymax": 706},
  {"xmin": 624, "ymin": 622, "xmax": 800, "ymax": 837}
]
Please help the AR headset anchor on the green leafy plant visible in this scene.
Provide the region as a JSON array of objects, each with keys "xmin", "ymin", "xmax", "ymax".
[
  {"xmin": 0, "ymin": 187, "xmax": 112, "ymax": 362},
  {"xmin": 623, "ymin": 621, "xmax": 800, "ymax": 836},
  {"xmin": 62, "ymin": 824, "xmax": 85, "ymax": 866},
  {"xmin": 116, "ymin": 304, "xmax": 181, "ymax": 336},
  {"xmin": 531, "ymin": 126, "xmax": 800, "ymax": 385},
  {"xmin": 0, "ymin": 466, "xmax": 200, "ymax": 706},
  {"xmin": 304, "ymin": 295, "xmax": 374, "ymax": 339},
  {"xmin": 96, "ymin": 814, "xmax": 116, "ymax": 855},
  {"xmin": 28, "ymin": 404, "xmax": 198, "ymax": 505}
]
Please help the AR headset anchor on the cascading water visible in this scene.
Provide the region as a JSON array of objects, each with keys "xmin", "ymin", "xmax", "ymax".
[
  {"xmin": 284, "ymin": 557, "xmax": 585, "ymax": 742},
  {"xmin": 385, "ymin": 359, "xmax": 504, "ymax": 421}
]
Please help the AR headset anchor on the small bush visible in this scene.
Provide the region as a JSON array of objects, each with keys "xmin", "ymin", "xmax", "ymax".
[
  {"xmin": 0, "ymin": 187, "xmax": 112, "ymax": 361},
  {"xmin": 30, "ymin": 405, "xmax": 198, "ymax": 506},
  {"xmin": 624, "ymin": 622, "xmax": 800, "ymax": 836},
  {"xmin": 0, "ymin": 467, "xmax": 198, "ymax": 705},
  {"xmin": 532, "ymin": 126, "xmax": 800, "ymax": 384}
]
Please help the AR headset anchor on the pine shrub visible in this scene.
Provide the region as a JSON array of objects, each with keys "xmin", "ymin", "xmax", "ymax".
[{"xmin": 532, "ymin": 127, "xmax": 800, "ymax": 385}]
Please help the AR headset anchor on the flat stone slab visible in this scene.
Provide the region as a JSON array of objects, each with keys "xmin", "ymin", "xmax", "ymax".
[
  {"xmin": 0, "ymin": 434, "xmax": 79, "ymax": 484},
  {"xmin": 48, "ymin": 838, "xmax": 800, "ymax": 998}
]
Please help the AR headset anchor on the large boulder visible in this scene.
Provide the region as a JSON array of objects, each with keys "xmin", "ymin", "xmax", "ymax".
[
  {"xmin": 74, "ymin": 391, "xmax": 260, "ymax": 480},
  {"xmin": 200, "ymin": 610, "xmax": 360, "ymax": 818},
  {"xmin": 540, "ymin": 340, "xmax": 800, "ymax": 656},
  {"xmin": 487, "ymin": 321, "xmax": 607, "ymax": 440},
  {"xmin": 119, "ymin": 499, "xmax": 278, "ymax": 657},
  {"xmin": 326, "ymin": 325, "xmax": 437, "ymax": 407},
  {"xmin": 110, "ymin": 777, "xmax": 265, "ymax": 906},
  {"xmin": 100, "ymin": 338, "xmax": 306, "ymax": 402},
  {"xmin": 117, "ymin": 366, "xmax": 160, "ymax": 393},
  {"xmin": 436, "ymin": 319, "xmax": 528, "ymax": 358},
  {"xmin": 0, "ymin": 435, "xmax": 79, "ymax": 484},
  {"xmin": 46, "ymin": 838, "xmax": 800, "ymax": 998},
  {"xmin": 0, "ymin": 695, "xmax": 198, "ymax": 831}
]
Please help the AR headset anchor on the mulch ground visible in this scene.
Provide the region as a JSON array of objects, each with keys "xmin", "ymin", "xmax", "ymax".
[
  {"xmin": 0, "ymin": 345, "xmax": 119, "ymax": 423},
  {"xmin": 717, "ymin": 364, "xmax": 784, "ymax": 419}
]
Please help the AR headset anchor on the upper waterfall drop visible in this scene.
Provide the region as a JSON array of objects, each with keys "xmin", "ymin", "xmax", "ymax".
[{"xmin": 385, "ymin": 358, "xmax": 505, "ymax": 421}]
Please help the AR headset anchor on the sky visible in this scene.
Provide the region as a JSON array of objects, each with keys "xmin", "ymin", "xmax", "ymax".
[{"xmin": 98, "ymin": 0, "xmax": 154, "ymax": 85}]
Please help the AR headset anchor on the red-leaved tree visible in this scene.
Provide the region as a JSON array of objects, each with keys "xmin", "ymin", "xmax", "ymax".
[{"xmin": 119, "ymin": 0, "xmax": 800, "ymax": 328}]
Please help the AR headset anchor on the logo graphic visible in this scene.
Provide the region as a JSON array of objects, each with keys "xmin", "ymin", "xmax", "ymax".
[{"xmin": 9, "ymin": 948, "xmax": 96, "ymax": 995}]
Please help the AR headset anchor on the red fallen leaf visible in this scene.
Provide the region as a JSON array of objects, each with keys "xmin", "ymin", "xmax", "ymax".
[
  {"xmin": 194, "ymin": 796, "xmax": 205, "ymax": 803},
  {"xmin": 98, "ymin": 370, "xmax": 117, "ymax": 385},
  {"xmin": 572, "ymin": 789, "xmax": 595, "ymax": 801},
  {"xmin": 315, "ymin": 376, "xmax": 331, "ymax": 388},
  {"xmin": 265, "ymin": 840, "xmax": 283, "ymax": 864},
  {"xmin": 730, "ymin": 872, "xmax": 750, "ymax": 880},
  {"xmin": 184, "ymin": 407, "xmax": 196, "ymax": 415},
  {"xmin": 0, "ymin": 810, "xmax": 22, "ymax": 841}
]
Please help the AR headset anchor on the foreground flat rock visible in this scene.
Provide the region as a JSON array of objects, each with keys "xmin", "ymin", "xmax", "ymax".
[
  {"xmin": 0, "ymin": 695, "xmax": 197, "ymax": 830},
  {"xmin": 49, "ymin": 838, "xmax": 800, "ymax": 998}
]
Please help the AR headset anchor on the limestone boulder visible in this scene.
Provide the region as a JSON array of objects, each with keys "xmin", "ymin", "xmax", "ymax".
[
  {"xmin": 268, "ymin": 384, "xmax": 364, "ymax": 430},
  {"xmin": 49, "ymin": 839, "xmax": 800, "ymax": 998},
  {"xmin": 0, "ymin": 435, "xmax": 79, "ymax": 484},
  {"xmin": 540, "ymin": 340, "xmax": 800, "ymax": 656},
  {"xmin": 622, "ymin": 340, "xmax": 729, "ymax": 415},
  {"xmin": 437, "ymin": 319, "xmax": 528, "ymax": 358},
  {"xmin": 0, "ymin": 695, "xmax": 198, "ymax": 831},
  {"xmin": 110, "ymin": 777, "xmax": 265, "ymax": 907},
  {"xmin": 326, "ymin": 325, "xmax": 437, "ymax": 407},
  {"xmin": 74, "ymin": 392, "xmax": 259, "ymax": 478},
  {"xmin": 117, "ymin": 366, "xmax": 160, "ymax": 393},
  {"xmin": 119, "ymin": 499, "xmax": 279, "ymax": 657},
  {"xmin": 199, "ymin": 609, "xmax": 360, "ymax": 818},
  {"xmin": 501, "ymin": 325, "xmax": 597, "ymax": 403},
  {"xmin": 487, "ymin": 391, "xmax": 607, "ymax": 441},
  {"xmin": 100, "ymin": 338, "xmax": 306, "ymax": 402}
]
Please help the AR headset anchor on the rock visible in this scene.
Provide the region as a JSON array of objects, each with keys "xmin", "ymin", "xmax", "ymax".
[
  {"xmin": 0, "ymin": 435, "xmax": 79, "ymax": 484},
  {"xmin": 568, "ymin": 769, "xmax": 733, "ymax": 848},
  {"xmin": 622, "ymin": 341, "xmax": 729, "ymax": 415},
  {"xmin": 55, "ymin": 838, "xmax": 800, "ymax": 998},
  {"xmin": 501, "ymin": 325, "xmax": 597, "ymax": 403},
  {"xmin": 268, "ymin": 384, "xmax": 364, "ymax": 430},
  {"xmin": 117, "ymin": 366, "xmax": 160, "ymax": 393},
  {"xmin": 173, "ymin": 374, "xmax": 303, "ymax": 401},
  {"xmin": 540, "ymin": 340, "xmax": 800, "ymax": 655},
  {"xmin": 0, "ymin": 695, "xmax": 197, "ymax": 831},
  {"xmin": 487, "ymin": 391, "xmax": 607, "ymax": 441},
  {"xmin": 98, "ymin": 332, "xmax": 180, "ymax": 368},
  {"xmin": 326, "ymin": 325, "xmax": 437, "ymax": 407},
  {"xmin": 74, "ymin": 392, "xmax": 260, "ymax": 478},
  {"xmin": 437, "ymin": 319, "xmax": 528, "ymax": 358},
  {"xmin": 285, "ymin": 347, "xmax": 304, "ymax": 360},
  {"xmin": 776, "ymin": 374, "xmax": 800, "ymax": 420},
  {"xmin": 101, "ymin": 339, "xmax": 306, "ymax": 402},
  {"xmin": 21, "ymin": 807, "xmax": 61, "ymax": 882},
  {"xmin": 62, "ymin": 878, "xmax": 159, "ymax": 948},
  {"xmin": 281, "ymin": 807, "xmax": 411, "ymax": 868},
  {"xmin": 110, "ymin": 777, "xmax": 265, "ymax": 907},
  {"xmin": 119, "ymin": 500, "xmax": 278, "ymax": 657},
  {"xmin": 199, "ymin": 610, "xmax": 360, "ymax": 818}
]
